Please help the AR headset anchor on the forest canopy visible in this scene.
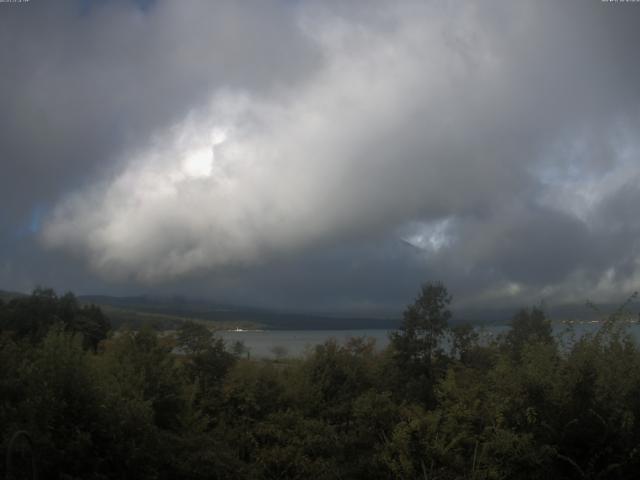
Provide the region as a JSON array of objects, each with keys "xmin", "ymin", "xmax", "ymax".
[{"xmin": 1, "ymin": 284, "xmax": 640, "ymax": 479}]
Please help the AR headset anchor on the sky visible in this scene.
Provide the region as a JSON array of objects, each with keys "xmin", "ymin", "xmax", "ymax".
[{"xmin": 1, "ymin": 0, "xmax": 640, "ymax": 317}]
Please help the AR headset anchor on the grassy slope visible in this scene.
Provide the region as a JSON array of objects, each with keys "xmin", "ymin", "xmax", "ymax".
[
  {"xmin": 0, "ymin": 290, "xmax": 27, "ymax": 302},
  {"xmin": 89, "ymin": 304, "xmax": 264, "ymax": 331},
  {"xmin": 79, "ymin": 295, "xmax": 400, "ymax": 331}
]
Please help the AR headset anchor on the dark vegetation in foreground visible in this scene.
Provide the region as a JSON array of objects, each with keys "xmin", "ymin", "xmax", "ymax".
[{"xmin": 1, "ymin": 285, "xmax": 640, "ymax": 479}]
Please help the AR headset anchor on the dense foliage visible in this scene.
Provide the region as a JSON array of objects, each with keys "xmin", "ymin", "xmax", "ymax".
[{"xmin": 1, "ymin": 285, "xmax": 640, "ymax": 479}]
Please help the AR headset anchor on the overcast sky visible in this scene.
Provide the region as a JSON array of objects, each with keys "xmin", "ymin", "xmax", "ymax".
[{"xmin": 1, "ymin": 0, "xmax": 640, "ymax": 316}]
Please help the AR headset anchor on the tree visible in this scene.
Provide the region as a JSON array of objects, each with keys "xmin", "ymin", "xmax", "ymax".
[
  {"xmin": 176, "ymin": 321, "xmax": 235, "ymax": 412},
  {"xmin": 389, "ymin": 282, "xmax": 452, "ymax": 403},
  {"xmin": 504, "ymin": 307, "xmax": 553, "ymax": 359},
  {"xmin": 0, "ymin": 288, "xmax": 110, "ymax": 349},
  {"xmin": 176, "ymin": 321, "xmax": 213, "ymax": 356},
  {"xmin": 391, "ymin": 282, "xmax": 452, "ymax": 363},
  {"xmin": 451, "ymin": 323, "xmax": 479, "ymax": 365}
]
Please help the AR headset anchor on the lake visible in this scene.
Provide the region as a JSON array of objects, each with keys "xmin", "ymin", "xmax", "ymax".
[
  {"xmin": 219, "ymin": 329, "xmax": 392, "ymax": 358},
  {"xmin": 219, "ymin": 322, "xmax": 640, "ymax": 358}
]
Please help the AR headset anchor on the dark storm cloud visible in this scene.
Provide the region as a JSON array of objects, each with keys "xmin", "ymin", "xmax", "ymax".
[{"xmin": 2, "ymin": 0, "xmax": 640, "ymax": 313}]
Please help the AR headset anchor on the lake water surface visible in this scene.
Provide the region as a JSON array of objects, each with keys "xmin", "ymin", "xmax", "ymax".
[
  {"xmin": 219, "ymin": 322, "xmax": 640, "ymax": 358},
  {"xmin": 219, "ymin": 329, "xmax": 392, "ymax": 358}
]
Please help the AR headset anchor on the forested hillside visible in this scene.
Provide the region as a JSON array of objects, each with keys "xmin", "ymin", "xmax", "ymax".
[{"xmin": 2, "ymin": 285, "xmax": 640, "ymax": 479}]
